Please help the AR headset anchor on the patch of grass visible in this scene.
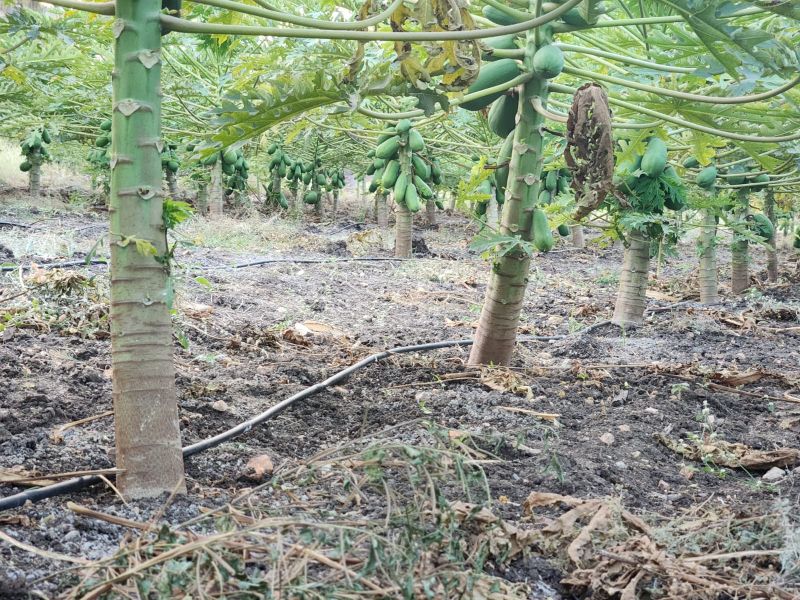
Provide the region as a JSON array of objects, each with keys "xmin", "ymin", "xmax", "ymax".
[
  {"xmin": 177, "ymin": 215, "xmax": 323, "ymax": 253},
  {"xmin": 593, "ymin": 270, "xmax": 619, "ymax": 286}
]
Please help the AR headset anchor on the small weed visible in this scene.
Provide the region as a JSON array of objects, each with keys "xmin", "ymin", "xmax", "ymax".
[{"xmin": 594, "ymin": 271, "xmax": 619, "ymax": 286}]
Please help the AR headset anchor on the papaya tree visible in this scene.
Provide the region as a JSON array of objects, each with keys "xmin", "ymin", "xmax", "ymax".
[
  {"xmin": 161, "ymin": 142, "xmax": 181, "ymax": 198},
  {"xmin": 19, "ymin": 126, "xmax": 52, "ymax": 196}
]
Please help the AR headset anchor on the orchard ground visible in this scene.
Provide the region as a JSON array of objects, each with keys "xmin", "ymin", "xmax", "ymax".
[{"xmin": 1, "ymin": 178, "xmax": 799, "ymax": 598}]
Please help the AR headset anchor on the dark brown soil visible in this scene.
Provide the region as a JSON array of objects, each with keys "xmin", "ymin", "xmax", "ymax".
[{"xmin": 1, "ymin": 198, "xmax": 799, "ymax": 598}]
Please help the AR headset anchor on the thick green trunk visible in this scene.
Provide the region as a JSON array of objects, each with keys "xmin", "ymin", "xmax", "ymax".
[
  {"xmin": 468, "ymin": 27, "xmax": 548, "ymax": 366},
  {"xmin": 29, "ymin": 149, "xmax": 42, "ymax": 196},
  {"xmin": 764, "ymin": 189, "xmax": 778, "ymax": 282},
  {"xmin": 611, "ymin": 230, "xmax": 650, "ymax": 326},
  {"xmin": 698, "ymin": 209, "xmax": 718, "ymax": 304},
  {"xmin": 571, "ymin": 224, "xmax": 585, "ymax": 249},
  {"xmin": 109, "ymin": 0, "xmax": 185, "ymax": 499},
  {"xmin": 731, "ymin": 190, "xmax": 749, "ymax": 294},
  {"xmin": 208, "ymin": 161, "xmax": 224, "ymax": 218}
]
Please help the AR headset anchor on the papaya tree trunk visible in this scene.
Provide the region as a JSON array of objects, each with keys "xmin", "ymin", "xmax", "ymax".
[
  {"xmin": 731, "ymin": 190, "xmax": 749, "ymax": 294},
  {"xmin": 314, "ymin": 183, "xmax": 323, "ymax": 218},
  {"xmin": 698, "ymin": 209, "xmax": 718, "ymax": 304},
  {"xmin": 395, "ymin": 146, "xmax": 413, "ymax": 257},
  {"xmin": 765, "ymin": 189, "xmax": 778, "ymax": 282},
  {"xmin": 165, "ymin": 170, "xmax": 178, "ymax": 197},
  {"xmin": 29, "ymin": 149, "xmax": 42, "ymax": 196},
  {"xmin": 376, "ymin": 191, "xmax": 388, "ymax": 228},
  {"xmin": 208, "ymin": 161, "xmax": 224, "ymax": 218},
  {"xmin": 109, "ymin": 0, "xmax": 185, "ymax": 499},
  {"xmin": 288, "ymin": 182, "xmax": 298, "ymax": 212},
  {"xmin": 611, "ymin": 230, "xmax": 650, "ymax": 327},
  {"xmin": 395, "ymin": 201, "xmax": 412, "ymax": 257},
  {"xmin": 485, "ymin": 189, "xmax": 498, "ymax": 229},
  {"xmin": 446, "ymin": 191, "xmax": 456, "ymax": 213},
  {"xmin": 468, "ymin": 28, "xmax": 548, "ymax": 366},
  {"xmin": 571, "ymin": 224, "xmax": 585, "ymax": 249},
  {"xmin": 426, "ymin": 197, "xmax": 437, "ymax": 227},
  {"xmin": 332, "ymin": 189, "xmax": 339, "ymax": 219},
  {"xmin": 196, "ymin": 182, "xmax": 208, "ymax": 216}
]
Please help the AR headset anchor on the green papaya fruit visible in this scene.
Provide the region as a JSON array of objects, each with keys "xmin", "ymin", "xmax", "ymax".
[
  {"xmin": 100, "ymin": 119, "xmax": 112, "ymax": 132},
  {"xmin": 545, "ymin": 170, "xmax": 558, "ymax": 192},
  {"xmin": 302, "ymin": 172, "xmax": 312, "ymax": 185},
  {"xmin": 460, "ymin": 59, "xmax": 522, "ymax": 111},
  {"xmin": 532, "ymin": 208, "xmax": 554, "ymax": 252},
  {"xmin": 278, "ymin": 192, "xmax": 288, "ymax": 209},
  {"xmin": 750, "ymin": 213, "xmax": 774, "ymax": 241},
  {"xmin": 538, "ymin": 190, "xmax": 551, "ymax": 205},
  {"xmin": 727, "ymin": 165, "xmax": 746, "ymax": 185},
  {"xmin": 41, "ymin": 129, "xmax": 51, "ymax": 144},
  {"xmin": 557, "ymin": 175, "xmax": 570, "ymax": 194},
  {"xmin": 482, "ymin": 5, "xmax": 522, "ymax": 25},
  {"xmin": 482, "ymin": 35, "xmax": 519, "ymax": 62},
  {"xmin": 95, "ymin": 135, "xmax": 110, "ymax": 148},
  {"xmin": 395, "ymin": 119, "xmax": 412, "ymax": 134},
  {"xmin": 394, "ymin": 172, "xmax": 409, "ymax": 203},
  {"xmin": 411, "ymin": 154, "xmax": 431, "ymax": 180},
  {"xmin": 167, "ymin": 160, "xmax": 179, "ymax": 173},
  {"xmin": 382, "ymin": 160, "xmax": 401, "ymax": 188},
  {"xmin": 751, "ymin": 173, "xmax": 770, "ymax": 191},
  {"xmin": 532, "ymin": 45, "xmax": 564, "ymax": 79},
  {"xmin": 557, "ymin": 224, "xmax": 570, "ymax": 237},
  {"xmin": 266, "ymin": 143, "xmax": 277, "ymax": 154},
  {"xmin": 405, "ymin": 183, "xmax": 421, "ymax": 212},
  {"xmin": 222, "ymin": 163, "xmax": 235, "ymax": 176},
  {"xmin": 414, "ymin": 175, "xmax": 433, "ymax": 199},
  {"xmin": 682, "ymin": 156, "xmax": 699, "ymax": 168},
  {"xmin": 408, "ymin": 130, "xmax": 425, "ymax": 152},
  {"xmin": 20, "ymin": 161, "xmax": 32, "ymax": 172},
  {"xmin": 640, "ymin": 138, "xmax": 668, "ymax": 177},
  {"xmin": 696, "ymin": 166, "xmax": 717, "ymax": 188},
  {"xmin": 487, "ymin": 94, "xmax": 518, "ymax": 138},
  {"xmin": 495, "ymin": 130, "xmax": 515, "ymax": 193},
  {"xmin": 375, "ymin": 135, "xmax": 401, "ymax": 159}
]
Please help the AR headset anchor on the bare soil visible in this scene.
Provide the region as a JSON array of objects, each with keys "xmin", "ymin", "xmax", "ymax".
[{"xmin": 1, "ymin": 191, "xmax": 799, "ymax": 598}]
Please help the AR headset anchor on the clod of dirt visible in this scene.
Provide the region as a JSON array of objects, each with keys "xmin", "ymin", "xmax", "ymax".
[
  {"xmin": 241, "ymin": 454, "xmax": 274, "ymax": 482},
  {"xmin": 412, "ymin": 233, "xmax": 431, "ymax": 256}
]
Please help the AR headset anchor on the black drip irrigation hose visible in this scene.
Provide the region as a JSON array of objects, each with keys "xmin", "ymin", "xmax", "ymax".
[{"xmin": 0, "ymin": 301, "xmax": 691, "ymax": 512}]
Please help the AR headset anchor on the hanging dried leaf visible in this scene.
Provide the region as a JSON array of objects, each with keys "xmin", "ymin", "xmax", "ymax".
[{"xmin": 564, "ymin": 83, "xmax": 617, "ymax": 221}]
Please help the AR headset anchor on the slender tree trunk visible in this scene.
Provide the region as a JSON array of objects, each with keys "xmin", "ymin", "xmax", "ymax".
[
  {"xmin": 196, "ymin": 183, "xmax": 208, "ymax": 216},
  {"xmin": 655, "ymin": 237, "xmax": 664, "ymax": 280},
  {"xmin": 426, "ymin": 197, "xmax": 437, "ymax": 227},
  {"xmin": 468, "ymin": 27, "xmax": 548, "ymax": 366},
  {"xmin": 29, "ymin": 149, "xmax": 42, "ymax": 196},
  {"xmin": 208, "ymin": 161, "xmax": 224, "ymax": 218},
  {"xmin": 485, "ymin": 189, "xmax": 498, "ymax": 229},
  {"xmin": 571, "ymin": 224, "xmax": 585, "ymax": 249},
  {"xmin": 314, "ymin": 183, "xmax": 324, "ymax": 218},
  {"xmin": 376, "ymin": 191, "xmax": 388, "ymax": 228},
  {"xmin": 698, "ymin": 209, "xmax": 718, "ymax": 304},
  {"xmin": 395, "ymin": 145, "xmax": 413, "ymax": 257},
  {"xmin": 611, "ymin": 230, "xmax": 650, "ymax": 327},
  {"xmin": 165, "ymin": 170, "xmax": 178, "ymax": 197},
  {"xmin": 446, "ymin": 191, "xmax": 456, "ymax": 213},
  {"xmin": 332, "ymin": 190, "xmax": 339, "ymax": 219},
  {"xmin": 109, "ymin": 0, "xmax": 185, "ymax": 499},
  {"xmin": 764, "ymin": 189, "xmax": 778, "ymax": 282},
  {"xmin": 731, "ymin": 190, "xmax": 749, "ymax": 294},
  {"xmin": 395, "ymin": 201, "xmax": 412, "ymax": 257}
]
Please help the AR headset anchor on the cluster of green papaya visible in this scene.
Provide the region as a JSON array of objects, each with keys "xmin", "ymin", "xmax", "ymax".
[
  {"xmin": 223, "ymin": 148, "xmax": 249, "ymax": 194},
  {"xmin": 19, "ymin": 127, "xmax": 53, "ymax": 172},
  {"xmin": 87, "ymin": 119, "xmax": 112, "ymax": 168},
  {"xmin": 161, "ymin": 143, "xmax": 180, "ymax": 173},
  {"xmin": 541, "ymin": 168, "xmax": 573, "ymax": 238},
  {"xmin": 616, "ymin": 138, "xmax": 687, "ymax": 213},
  {"xmin": 482, "ymin": 1, "xmax": 607, "ymax": 31},
  {"xmin": 367, "ymin": 119, "xmax": 441, "ymax": 212},
  {"xmin": 322, "ymin": 168, "xmax": 346, "ymax": 193}
]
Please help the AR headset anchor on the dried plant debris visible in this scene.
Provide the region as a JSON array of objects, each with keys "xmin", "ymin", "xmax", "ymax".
[
  {"xmin": 58, "ymin": 424, "xmax": 532, "ymax": 599},
  {"xmin": 525, "ymin": 492, "xmax": 799, "ymax": 600},
  {"xmin": 656, "ymin": 433, "xmax": 799, "ymax": 471},
  {"xmin": 565, "ymin": 82, "xmax": 616, "ymax": 221}
]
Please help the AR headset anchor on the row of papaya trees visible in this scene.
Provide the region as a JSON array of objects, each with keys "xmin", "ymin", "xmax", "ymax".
[{"xmin": 14, "ymin": 0, "xmax": 800, "ymax": 500}]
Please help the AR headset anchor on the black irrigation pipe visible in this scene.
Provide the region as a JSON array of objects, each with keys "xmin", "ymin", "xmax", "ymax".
[{"xmin": 0, "ymin": 334, "xmax": 573, "ymax": 512}]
